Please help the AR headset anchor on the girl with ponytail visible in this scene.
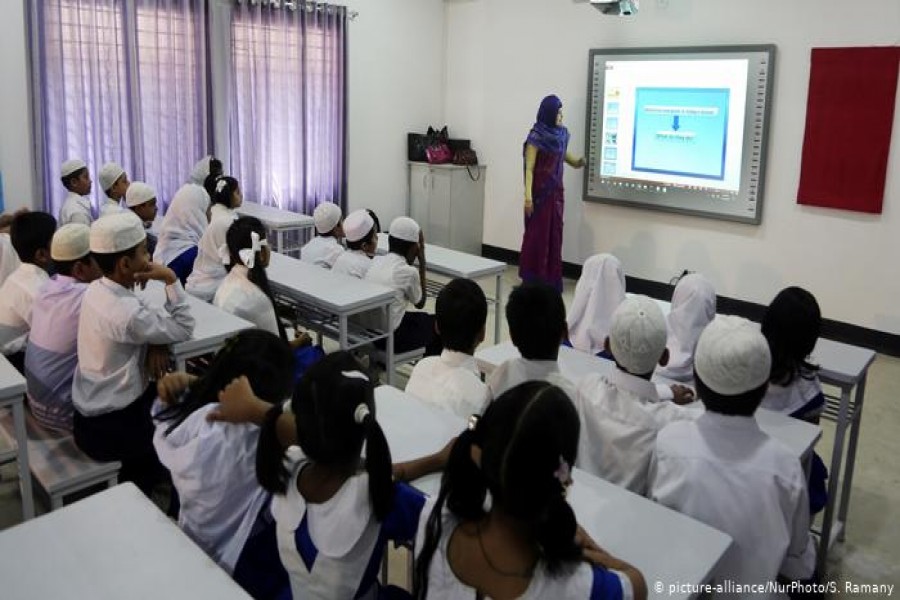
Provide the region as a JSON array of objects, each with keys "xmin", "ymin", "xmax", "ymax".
[
  {"xmin": 414, "ymin": 381, "xmax": 647, "ymax": 600},
  {"xmin": 213, "ymin": 351, "xmax": 428, "ymax": 599},
  {"xmin": 186, "ymin": 175, "xmax": 241, "ymax": 301},
  {"xmin": 152, "ymin": 329, "xmax": 295, "ymax": 599}
]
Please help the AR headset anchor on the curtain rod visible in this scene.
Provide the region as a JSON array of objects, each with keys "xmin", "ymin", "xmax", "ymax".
[{"xmin": 237, "ymin": 1, "xmax": 358, "ymax": 21}]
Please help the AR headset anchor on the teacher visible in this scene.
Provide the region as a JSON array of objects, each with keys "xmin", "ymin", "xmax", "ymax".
[{"xmin": 519, "ymin": 94, "xmax": 585, "ymax": 292}]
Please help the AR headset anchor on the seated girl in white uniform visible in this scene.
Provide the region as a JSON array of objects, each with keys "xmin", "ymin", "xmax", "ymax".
[
  {"xmin": 332, "ymin": 209, "xmax": 377, "ymax": 279},
  {"xmin": 214, "ymin": 351, "xmax": 427, "ymax": 600},
  {"xmin": 153, "ymin": 184, "xmax": 210, "ymax": 285},
  {"xmin": 654, "ymin": 273, "xmax": 716, "ymax": 383},
  {"xmin": 300, "ymin": 202, "xmax": 345, "ymax": 269},
  {"xmin": 413, "ymin": 380, "xmax": 646, "ymax": 600},
  {"xmin": 186, "ymin": 175, "xmax": 242, "ymax": 301},
  {"xmin": 153, "ymin": 330, "xmax": 294, "ymax": 599},
  {"xmin": 565, "ymin": 253, "xmax": 626, "ymax": 359}
]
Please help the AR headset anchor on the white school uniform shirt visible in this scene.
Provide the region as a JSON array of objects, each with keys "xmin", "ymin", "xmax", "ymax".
[
  {"xmin": 567, "ymin": 254, "xmax": 626, "ymax": 354},
  {"xmin": 24, "ymin": 275, "xmax": 89, "ymax": 431},
  {"xmin": 364, "ymin": 253, "xmax": 421, "ymax": 331},
  {"xmin": 152, "ymin": 401, "xmax": 269, "ymax": 573},
  {"xmin": 186, "ymin": 203, "xmax": 236, "ymax": 301},
  {"xmin": 58, "ymin": 191, "xmax": 93, "ymax": 226},
  {"xmin": 331, "ymin": 249, "xmax": 372, "ymax": 279},
  {"xmin": 649, "ymin": 412, "xmax": 816, "ymax": 598},
  {"xmin": 72, "ymin": 277, "xmax": 195, "ymax": 415},
  {"xmin": 0, "ymin": 232, "xmax": 20, "ymax": 288},
  {"xmin": 0, "ymin": 263, "xmax": 50, "ymax": 355},
  {"xmin": 406, "ymin": 350, "xmax": 490, "ymax": 419},
  {"xmin": 213, "ymin": 265, "xmax": 279, "ymax": 336},
  {"xmin": 300, "ymin": 235, "xmax": 344, "ymax": 269},
  {"xmin": 486, "ymin": 356, "xmax": 576, "ymax": 401},
  {"xmin": 655, "ymin": 274, "xmax": 716, "ymax": 382},
  {"xmin": 273, "ymin": 447, "xmax": 427, "ymax": 600},
  {"xmin": 414, "ymin": 501, "xmax": 633, "ymax": 600},
  {"xmin": 573, "ymin": 369, "xmax": 699, "ymax": 495},
  {"xmin": 99, "ymin": 198, "xmax": 123, "ymax": 217},
  {"xmin": 760, "ymin": 371, "xmax": 824, "ymax": 419}
]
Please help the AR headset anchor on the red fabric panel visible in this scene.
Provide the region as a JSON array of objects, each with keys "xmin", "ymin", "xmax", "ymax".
[{"xmin": 797, "ymin": 47, "xmax": 900, "ymax": 214}]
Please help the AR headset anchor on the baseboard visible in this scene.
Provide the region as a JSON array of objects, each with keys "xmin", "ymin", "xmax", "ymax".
[{"xmin": 482, "ymin": 244, "xmax": 900, "ymax": 357}]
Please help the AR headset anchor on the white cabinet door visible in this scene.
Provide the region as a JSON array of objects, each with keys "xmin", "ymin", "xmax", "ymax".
[{"xmin": 409, "ymin": 163, "xmax": 430, "ymax": 227}]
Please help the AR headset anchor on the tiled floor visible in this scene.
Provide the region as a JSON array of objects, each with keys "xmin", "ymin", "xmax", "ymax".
[{"xmin": 1, "ymin": 266, "xmax": 897, "ymax": 591}]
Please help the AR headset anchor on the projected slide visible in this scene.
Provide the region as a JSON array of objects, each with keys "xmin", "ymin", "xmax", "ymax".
[{"xmin": 631, "ymin": 88, "xmax": 730, "ymax": 180}]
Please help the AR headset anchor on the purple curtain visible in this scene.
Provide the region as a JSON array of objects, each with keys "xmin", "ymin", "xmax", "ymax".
[
  {"xmin": 229, "ymin": 2, "xmax": 347, "ymax": 215},
  {"xmin": 30, "ymin": 0, "xmax": 209, "ymax": 217}
]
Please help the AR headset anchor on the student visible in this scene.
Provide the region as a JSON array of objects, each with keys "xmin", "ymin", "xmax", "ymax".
[
  {"xmin": 573, "ymin": 295, "xmax": 696, "ymax": 496},
  {"xmin": 0, "ymin": 212, "xmax": 57, "ymax": 372},
  {"xmin": 649, "ymin": 316, "xmax": 817, "ymax": 593},
  {"xmin": 414, "ymin": 381, "xmax": 647, "ymax": 600},
  {"xmin": 365, "ymin": 216, "xmax": 440, "ymax": 355},
  {"xmin": 566, "ymin": 253, "xmax": 626, "ymax": 358},
  {"xmin": 212, "ymin": 351, "xmax": 428, "ymax": 600},
  {"xmin": 152, "ymin": 330, "xmax": 294, "ymax": 598},
  {"xmin": 72, "ymin": 211, "xmax": 196, "ymax": 497},
  {"xmin": 366, "ymin": 208, "xmax": 382, "ymax": 234},
  {"xmin": 190, "ymin": 155, "xmax": 224, "ymax": 187},
  {"xmin": 0, "ymin": 217, "xmax": 22, "ymax": 287},
  {"xmin": 24, "ymin": 224, "xmax": 102, "ymax": 432},
  {"xmin": 98, "ymin": 162, "xmax": 129, "ymax": 217},
  {"xmin": 654, "ymin": 273, "xmax": 716, "ymax": 382},
  {"xmin": 406, "ymin": 278, "xmax": 490, "ymax": 418},
  {"xmin": 487, "ymin": 281, "xmax": 573, "ymax": 399},
  {"xmin": 300, "ymin": 202, "xmax": 344, "ymax": 269},
  {"xmin": 153, "ymin": 183, "xmax": 210, "ymax": 285},
  {"xmin": 58, "ymin": 159, "xmax": 94, "ymax": 226},
  {"xmin": 124, "ymin": 182, "xmax": 160, "ymax": 257},
  {"xmin": 331, "ymin": 209, "xmax": 377, "ymax": 279},
  {"xmin": 187, "ymin": 175, "xmax": 242, "ymax": 301}
]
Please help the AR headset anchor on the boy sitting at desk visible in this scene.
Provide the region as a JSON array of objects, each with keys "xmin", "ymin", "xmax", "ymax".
[
  {"xmin": 72, "ymin": 212, "xmax": 195, "ymax": 498},
  {"xmin": 573, "ymin": 295, "xmax": 697, "ymax": 496},
  {"xmin": 649, "ymin": 316, "xmax": 817, "ymax": 594},
  {"xmin": 406, "ymin": 278, "xmax": 489, "ymax": 418},
  {"xmin": 300, "ymin": 201, "xmax": 344, "ymax": 269}
]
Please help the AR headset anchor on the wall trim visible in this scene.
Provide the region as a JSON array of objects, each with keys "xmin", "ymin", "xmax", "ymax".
[{"xmin": 482, "ymin": 244, "xmax": 899, "ymax": 357}]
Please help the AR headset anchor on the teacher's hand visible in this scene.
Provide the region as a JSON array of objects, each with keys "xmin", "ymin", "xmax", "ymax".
[
  {"xmin": 524, "ymin": 199, "xmax": 534, "ymax": 218},
  {"xmin": 574, "ymin": 157, "xmax": 586, "ymax": 169}
]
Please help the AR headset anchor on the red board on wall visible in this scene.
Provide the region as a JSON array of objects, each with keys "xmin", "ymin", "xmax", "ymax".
[{"xmin": 797, "ymin": 46, "xmax": 900, "ymax": 214}]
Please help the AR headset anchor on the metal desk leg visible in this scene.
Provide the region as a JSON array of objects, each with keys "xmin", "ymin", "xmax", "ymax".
[
  {"xmin": 386, "ymin": 305, "xmax": 395, "ymax": 386},
  {"xmin": 339, "ymin": 315, "xmax": 348, "ymax": 350},
  {"xmin": 277, "ymin": 230, "xmax": 285, "ymax": 255},
  {"xmin": 12, "ymin": 399, "xmax": 34, "ymax": 520},
  {"xmin": 494, "ymin": 274, "xmax": 503, "ymax": 343},
  {"xmin": 837, "ymin": 374, "xmax": 868, "ymax": 541},
  {"xmin": 817, "ymin": 383, "xmax": 852, "ymax": 575}
]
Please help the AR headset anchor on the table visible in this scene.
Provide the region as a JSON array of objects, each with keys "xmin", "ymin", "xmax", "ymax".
[
  {"xmin": 375, "ymin": 385, "xmax": 732, "ymax": 600},
  {"xmin": 236, "ymin": 201, "xmax": 315, "ymax": 256},
  {"xmin": 266, "ymin": 252, "xmax": 398, "ymax": 383},
  {"xmin": 0, "ymin": 354, "xmax": 32, "ymax": 520},
  {"xmin": 377, "ymin": 233, "xmax": 507, "ymax": 343},
  {"xmin": 0, "ymin": 483, "xmax": 251, "ymax": 599}
]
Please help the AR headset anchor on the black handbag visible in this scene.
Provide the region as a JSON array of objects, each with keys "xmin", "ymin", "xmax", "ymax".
[{"xmin": 408, "ymin": 133, "xmax": 430, "ymax": 162}]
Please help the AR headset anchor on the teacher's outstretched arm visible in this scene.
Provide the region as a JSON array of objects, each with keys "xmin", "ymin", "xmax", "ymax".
[{"xmin": 564, "ymin": 151, "xmax": 586, "ymax": 169}]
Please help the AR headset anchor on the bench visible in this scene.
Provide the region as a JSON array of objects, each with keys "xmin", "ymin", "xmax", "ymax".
[{"xmin": 0, "ymin": 409, "xmax": 120, "ymax": 510}]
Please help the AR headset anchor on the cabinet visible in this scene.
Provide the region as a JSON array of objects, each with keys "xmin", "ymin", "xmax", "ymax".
[{"xmin": 408, "ymin": 162, "xmax": 486, "ymax": 255}]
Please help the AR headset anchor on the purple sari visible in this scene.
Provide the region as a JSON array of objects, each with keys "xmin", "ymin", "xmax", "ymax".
[{"xmin": 519, "ymin": 95, "xmax": 570, "ymax": 292}]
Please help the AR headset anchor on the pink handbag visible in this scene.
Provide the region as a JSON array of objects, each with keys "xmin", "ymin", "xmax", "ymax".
[{"xmin": 425, "ymin": 143, "xmax": 452, "ymax": 164}]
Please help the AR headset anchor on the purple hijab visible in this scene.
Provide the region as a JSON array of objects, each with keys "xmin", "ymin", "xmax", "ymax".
[{"xmin": 525, "ymin": 95, "xmax": 569, "ymax": 154}]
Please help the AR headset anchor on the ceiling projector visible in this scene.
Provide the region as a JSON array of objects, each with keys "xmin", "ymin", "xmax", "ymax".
[{"xmin": 590, "ymin": 0, "xmax": 639, "ymax": 15}]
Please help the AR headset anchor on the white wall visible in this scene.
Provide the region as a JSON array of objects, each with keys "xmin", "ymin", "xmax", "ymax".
[
  {"xmin": 0, "ymin": 0, "xmax": 35, "ymax": 214},
  {"xmin": 445, "ymin": 0, "xmax": 900, "ymax": 334}
]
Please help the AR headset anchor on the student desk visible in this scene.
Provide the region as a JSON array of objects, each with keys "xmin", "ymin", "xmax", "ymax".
[
  {"xmin": 377, "ymin": 233, "xmax": 507, "ymax": 343},
  {"xmin": 474, "ymin": 342, "xmax": 822, "ymax": 466},
  {"xmin": 375, "ymin": 385, "xmax": 732, "ymax": 600},
  {"xmin": 0, "ymin": 354, "xmax": 33, "ymax": 520},
  {"xmin": 266, "ymin": 253, "xmax": 399, "ymax": 382},
  {"xmin": 0, "ymin": 482, "xmax": 251, "ymax": 599},
  {"xmin": 236, "ymin": 201, "xmax": 315, "ymax": 256}
]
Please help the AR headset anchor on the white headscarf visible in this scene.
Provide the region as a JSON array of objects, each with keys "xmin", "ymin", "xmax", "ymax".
[
  {"xmin": 190, "ymin": 156, "xmax": 213, "ymax": 186},
  {"xmin": 0, "ymin": 232, "xmax": 21, "ymax": 287},
  {"xmin": 153, "ymin": 184, "xmax": 210, "ymax": 266},
  {"xmin": 657, "ymin": 273, "xmax": 716, "ymax": 381},
  {"xmin": 567, "ymin": 253, "xmax": 626, "ymax": 354}
]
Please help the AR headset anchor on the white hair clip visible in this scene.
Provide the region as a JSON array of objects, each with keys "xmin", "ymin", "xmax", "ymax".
[
  {"xmin": 215, "ymin": 178, "xmax": 227, "ymax": 194},
  {"xmin": 353, "ymin": 403, "xmax": 370, "ymax": 424},
  {"xmin": 218, "ymin": 243, "xmax": 231, "ymax": 266},
  {"xmin": 341, "ymin": 370, "xmax": 369, "ymax": 382},
  {"xmin": 238, "ymin": 231, "xmax": 268, "ymax": 269}
]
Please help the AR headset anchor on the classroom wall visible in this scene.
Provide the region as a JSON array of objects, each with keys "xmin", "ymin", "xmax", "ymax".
[{"xmin": 443, "ymin": 0, "xmax": 900, "ymax": 335}]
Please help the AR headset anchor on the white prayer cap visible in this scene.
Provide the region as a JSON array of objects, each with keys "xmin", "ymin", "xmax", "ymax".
[
  {"xmin": 90, "ymin": 211, "xmax": 147, "ymax": 254},
  {"xmin": 51, "ymin": 223, "xmax": 91, "ymax": 261},
  {"xmin": 125, "ymin": 182, "xmax": 157, "ymax": 208},
  {"xmin": 694, "ymin": 315, "xmax": 771, "ymax": 396},
  {"xmin": 313, "ymin": 202, "xmax": 342, "ymax": 234},
  {"xmin": 389, "ymin": 216, "xmax": 420, "ymax": 243},
  {"xmin": 343, "ymin": 209, "xmax": 375, "ymax": 243},
  {"xmin": 190, "ymin": 155, "xmax": 213, "ymax": 185},
  {"xmin": 608, "ymin": 295, "xmax": 668, "ymax": 375},
  {"xmin": 60, "ymin": 159, "xmax": 87, "ymax": 178},
  {"xmin": 98, "ymin": 162, "xmax": 126, "ymax": 192}
]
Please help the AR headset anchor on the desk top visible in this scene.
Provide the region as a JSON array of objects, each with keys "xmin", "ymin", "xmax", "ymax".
[
  {"xmin": 375, "ymin": 385, "xmax": 731, "ymax": 600},
  {"xmin": 811, "ymin": 338, "xmax": 876, "ymax": 386},
  {"xmin": 236, "ymin": 201, "xmax": 315, "ymax": 229},
  {"xmin": 267, "ymin": 252, "xmax": 394, "ymax": 314},
  {"xmin": 0, "ymin": 353, "xmax": 25, "ymax": 402},
  {"xmin": 377, "ymin": 233, "xmax": 506, "ymax": 280},
  {"xmin": 0, "ymin": 483, "xmax": 251, "ymax": 599}
]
